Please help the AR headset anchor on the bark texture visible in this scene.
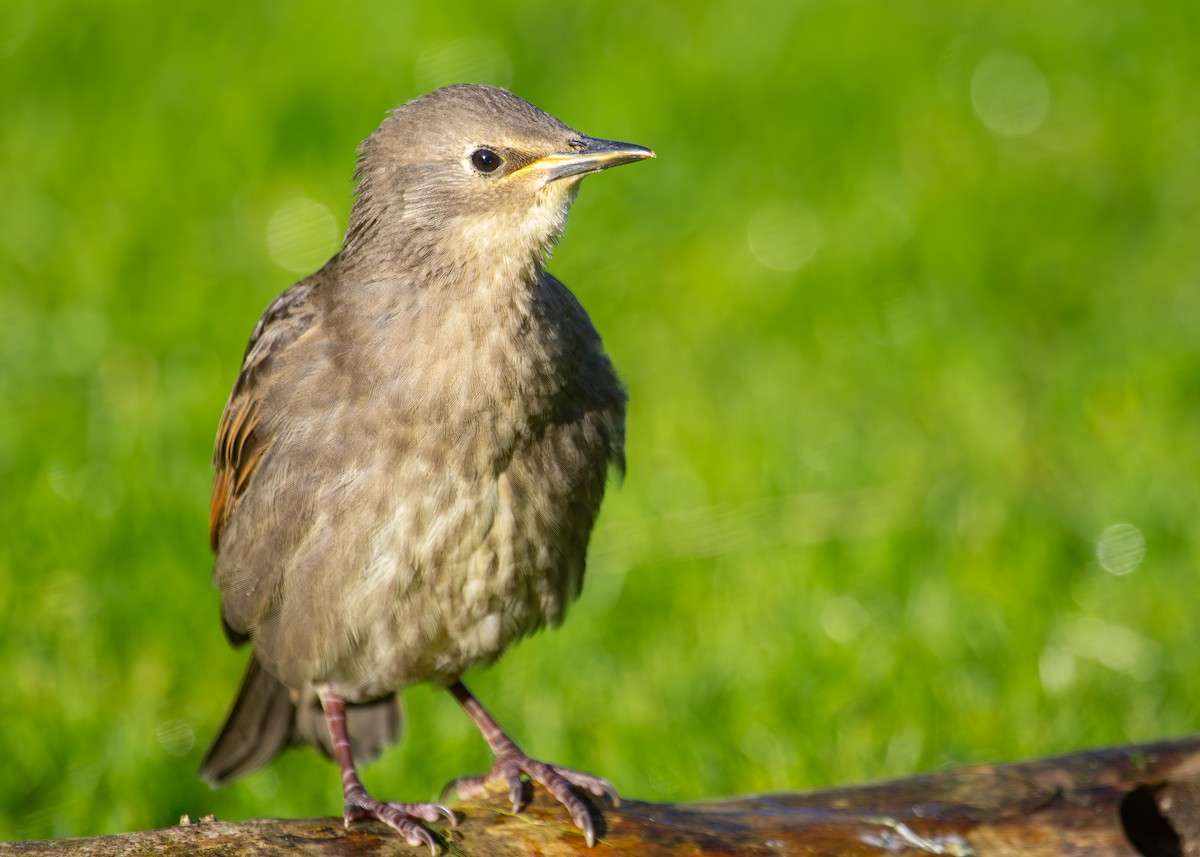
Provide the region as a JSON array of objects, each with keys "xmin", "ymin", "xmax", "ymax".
[{"xmin": 4, "ymin": 736, "xmax": 1198, "ymax": 856}]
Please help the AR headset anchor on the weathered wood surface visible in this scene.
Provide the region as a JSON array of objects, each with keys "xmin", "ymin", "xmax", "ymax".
[{"xmin": 4, "ymin": 736, "xmax": 1198, "ymax": 855}]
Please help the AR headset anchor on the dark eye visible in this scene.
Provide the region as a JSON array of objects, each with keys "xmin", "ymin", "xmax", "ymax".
[{"xmin": 470, "ymin": 148, "xmax": 502, "ymax": 173}]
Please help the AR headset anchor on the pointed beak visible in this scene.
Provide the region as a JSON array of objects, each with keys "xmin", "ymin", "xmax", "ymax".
[{"xmin": 512, "ymin": 136, "xmax": 655, "ymax": 183}]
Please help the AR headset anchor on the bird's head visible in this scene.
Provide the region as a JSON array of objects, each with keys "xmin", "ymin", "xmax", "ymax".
[{"xmin": 344, "ymin": 85, "xmax": 653, "ymax": 280}]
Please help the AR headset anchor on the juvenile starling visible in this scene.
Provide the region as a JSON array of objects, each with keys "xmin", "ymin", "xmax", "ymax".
[{"xmin": 199, "ymin": 85, "xmax": 653, "ymax": 849}]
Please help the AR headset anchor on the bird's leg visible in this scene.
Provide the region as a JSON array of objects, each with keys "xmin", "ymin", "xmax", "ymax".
[
  {"xmin": 316, "ymin": 685, "xmax": 454, "ymax": 853},
  {"xmin": 444, "ymin": 680, "xmax": 618, "ymax": 847}
]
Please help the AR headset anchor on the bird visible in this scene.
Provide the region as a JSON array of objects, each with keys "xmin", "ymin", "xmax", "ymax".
[{"xmin": 198, "ymin": 84, "xmax": 653, "ymax": 851}]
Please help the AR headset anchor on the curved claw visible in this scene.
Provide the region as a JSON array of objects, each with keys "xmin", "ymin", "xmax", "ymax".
[
  {"xmin": 504, "ymin": 767, "xmax": 526, "ymax": 812},
  {"xmin": 571, "ymin": 804, "xmax": 597, "ymax": 848}
]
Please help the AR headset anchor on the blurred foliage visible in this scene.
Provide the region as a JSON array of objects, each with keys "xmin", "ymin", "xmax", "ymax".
[{"xmin": 2, "ymin": 0, "xmax": 1199, "ymax": 841}]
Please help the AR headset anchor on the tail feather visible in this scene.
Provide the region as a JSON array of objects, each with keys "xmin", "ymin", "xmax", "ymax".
[
  {"xmin": 200, "ymin": 657, "xmax": 295, "ymax": 786},
  {"xmin": 201, "ymin": 657, "xmax": 401, "ymax": 787}
]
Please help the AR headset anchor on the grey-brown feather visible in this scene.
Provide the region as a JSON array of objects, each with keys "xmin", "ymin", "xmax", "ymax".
[{"xmin": 203, "ymin": 85, "xmax": 627, "ymax": 782}]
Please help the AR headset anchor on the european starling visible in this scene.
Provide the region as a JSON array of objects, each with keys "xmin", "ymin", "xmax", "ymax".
[{"xmin": 199, "ymin": 85, "xmax": 652, "ymax": 850}]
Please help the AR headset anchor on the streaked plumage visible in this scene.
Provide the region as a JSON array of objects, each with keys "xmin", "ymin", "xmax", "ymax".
[{"xmin": 200, "ymin": 84, "xmax": 652, "ymax": 849}]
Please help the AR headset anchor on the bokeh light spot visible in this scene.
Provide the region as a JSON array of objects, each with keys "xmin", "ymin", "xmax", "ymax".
[
  {"xmin": 155, "ymin": 719, "xmax": 195, "ymax": 757},
  {"xmin": 265, "ymin": 197, "xmax": 338, "ymax": 273},
  {"xmin": 1095, "ymin": 522, "xmax": 1145, "ymax": 576},
  {"xmin": 970, "ymin": 53, "xmax": 1050, "ymax": 137},
  {"xmin": 820, "ymin": 596, "xmax": 869, "ymax": 645},
  {"xmin": 747, "ymin": 202, "xmax": 822, "ymax": 272}
]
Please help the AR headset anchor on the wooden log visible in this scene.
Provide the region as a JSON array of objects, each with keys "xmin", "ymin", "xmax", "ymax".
[{"xmin": 4, "ymin": 736, "xmax": 1198, "ymax": 855}]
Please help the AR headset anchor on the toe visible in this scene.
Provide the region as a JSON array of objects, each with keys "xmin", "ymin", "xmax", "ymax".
[
  {"xmin": 381, "ymin": 810, "xmax": 437, "ymax": 852},
  {"xmin": 561, "ymin": 793, "xmax": 597, "ymax": 846},
  {"xmin": 443, "ymin": 774, "xmax": 486, "ymax": 802},
  {"xmin": 558, "ymin": 768, "xmax": 621, "ymax": 806},
  {"xmin": 386, "ymin": 802, "xmax": 457, "ymax": 826},
  {"xmin": 344, "ymin": 796, "xmax": 446, "ymax": 852},
  {"xmin": 444, "ymin": 754, "xmax": 613, "ymax": 845}
]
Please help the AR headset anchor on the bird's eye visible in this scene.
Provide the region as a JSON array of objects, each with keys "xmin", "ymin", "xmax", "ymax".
[{"xmin": 470, "ymin": 148, "xmax": 503, "ymax": 173}]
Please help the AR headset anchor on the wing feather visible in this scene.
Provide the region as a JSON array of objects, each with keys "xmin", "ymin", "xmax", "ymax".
[{"xmin": 209, "ymin": 280, "xmax": 318, "ymax": 553}]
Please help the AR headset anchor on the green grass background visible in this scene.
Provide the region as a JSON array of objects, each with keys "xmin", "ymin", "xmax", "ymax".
[{"xmin": 2, "ymin": 0, "xmax": 1198, "ymax": 841}]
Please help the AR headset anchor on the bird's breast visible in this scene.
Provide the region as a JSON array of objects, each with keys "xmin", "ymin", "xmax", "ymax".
[
  {"xmin": 331, "ymin": 420, "xmax": 598, "ymax": 696},
  {"xmin": 245, "ymin": 274, "xmax": 617, "ymax": 697}
]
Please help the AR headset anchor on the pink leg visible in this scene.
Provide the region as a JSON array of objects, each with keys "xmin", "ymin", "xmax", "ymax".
[
  {"xmin": 445, "ymin": 680, "xmax": 618, "ymax": 847},
  {"xmin": 317, "ymin": 685, "xmax": 454, "ymax": 853}
]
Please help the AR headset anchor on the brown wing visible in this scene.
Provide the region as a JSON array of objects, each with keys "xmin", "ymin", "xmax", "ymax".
[{"xmin": 209, "ymin": 280, "xmax": 319, "ymax": 553}]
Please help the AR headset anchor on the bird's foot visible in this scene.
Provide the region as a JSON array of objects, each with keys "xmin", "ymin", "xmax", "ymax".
[
  {"xmin": 445, "ymin": 749, "xmax": 618, "ymax": 846},
  {"xmin": 343, "ymin": 788, "xmax": 456, "ymax": 853}
]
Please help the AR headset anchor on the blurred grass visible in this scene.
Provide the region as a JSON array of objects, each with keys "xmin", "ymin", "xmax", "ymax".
[{"xmin": 2, "ymin": 0, "xmax": 1199, "ymax": 840}]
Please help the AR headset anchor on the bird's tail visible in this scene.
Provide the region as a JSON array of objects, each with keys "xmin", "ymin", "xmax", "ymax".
[{"xmin": 200, "ymin": 656, "xmax": 401, "ymax": 787}]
